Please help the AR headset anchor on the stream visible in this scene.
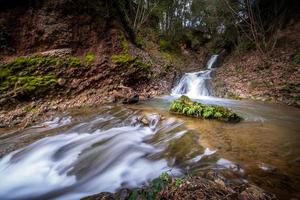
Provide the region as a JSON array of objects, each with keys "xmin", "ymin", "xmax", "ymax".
[{"xmin": 0, "ymin": 55, "xmax": 299, "ymax": 200}]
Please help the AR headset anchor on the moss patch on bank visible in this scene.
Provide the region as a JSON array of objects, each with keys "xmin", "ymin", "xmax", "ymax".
[
  {"xmin": 170, "ymin": 95, "xmax": 242, "ymax": 122},
  {"xmin": 0, "ymin": 54, "xmax": 87, "ymax": 96},
  {"xmin": 111, "ymin": 53, "xmax": 151, "ymax": 72}
]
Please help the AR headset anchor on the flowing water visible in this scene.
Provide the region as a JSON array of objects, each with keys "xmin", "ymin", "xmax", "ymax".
[
  {"xmin": 171, "ymin": 54, "xmax": 218, "ymax": 98},
  {"xmin": 0, "ymin": 55, "xmax": 300, "ymax": 199}
]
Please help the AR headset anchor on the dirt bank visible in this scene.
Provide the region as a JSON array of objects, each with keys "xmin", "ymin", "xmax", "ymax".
[
  {"xmin": 213, "ymin": 21, "xmax": 300, "ymax": 108},
  {"xmin": 0, "ymin": 0, "xmax": 207, "ymax": 128}
]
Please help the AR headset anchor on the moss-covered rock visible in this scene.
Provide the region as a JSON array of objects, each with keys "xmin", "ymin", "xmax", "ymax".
[{"xmin": 170, "ymin": 95, "xmax": 242, "ymax": 122}]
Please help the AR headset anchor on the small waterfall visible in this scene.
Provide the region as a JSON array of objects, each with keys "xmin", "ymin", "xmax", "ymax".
[
  {"xmin": 206, "ymin": 55, "xmax": 218, "ymax": 69},
  {"xmin": 171, "ymin": 54, "xmax": 218, "ymax": 98}
]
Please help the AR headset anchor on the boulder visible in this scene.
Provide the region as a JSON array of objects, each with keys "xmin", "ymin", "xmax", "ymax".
[
  {"xmin": 113, "ymin": 85, "xmax": 139, "ymax": 104},
  {"xmin": 39, "ymin": 48, "xmax": 72, "ymax": 58}
]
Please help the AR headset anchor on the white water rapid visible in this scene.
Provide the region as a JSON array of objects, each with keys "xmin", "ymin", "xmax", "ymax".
[
  {"xmin": 0, "ymin": 107, "xmax": 220, "ymax": 200},
  {"xmin": 171, "ymin": 54, "xmax": 218, "ymax": 98}
]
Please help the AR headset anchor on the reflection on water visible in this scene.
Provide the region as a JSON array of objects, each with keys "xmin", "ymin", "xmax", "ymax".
[{"xmin": 0, "ymin": 96, "xmax": 300, "ymax": 200}]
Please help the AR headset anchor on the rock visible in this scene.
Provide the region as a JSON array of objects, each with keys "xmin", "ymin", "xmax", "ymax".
[
  {"xmin": 81, "ymin": 192, "xmax": 114, "ymax": 200},
  {"xmin": 57, "ymin": 78, "xmax": 66, "ymax": 86},
  {"xmin": 139, "ymin": 95, "xmax": 146, "ymax": 101},
  {"xmin": 140, "ymin": 117, "xmax": 150, "ymax": 126},
  {"xmin": 39, "ymin": 48, "xmax": 72, "ymax": 57},
  {"xmin": 239, "ymin": 185, "xmax": 277, "ymax": 200},
  {"xmin": 113, "ymin": 85, "xmax": 139, "ymax": 104}
]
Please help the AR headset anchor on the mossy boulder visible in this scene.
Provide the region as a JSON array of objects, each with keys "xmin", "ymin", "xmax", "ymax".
[{"xmin": 170, "ymin": 95, "xmax": 242, "ymax": 122}]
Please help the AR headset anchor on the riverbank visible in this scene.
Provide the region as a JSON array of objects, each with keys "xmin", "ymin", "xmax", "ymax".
[
  {"xmin": 213, "ymin": 21, "xmax": 300, "ymax": 107},
  {"xmin": 82, "ymin": 173, "xmax": 277, "ymax": 200}
]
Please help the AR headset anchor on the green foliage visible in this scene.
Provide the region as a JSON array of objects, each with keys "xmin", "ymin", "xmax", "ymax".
[
  {"xmin": 0, "ymin": 68, "xmax": 11, "ymax": 81},
  {"xmin": 174, "ymin": 178, "xmax": 183, "ymax": 187},
  {"xmin": 292, "ymin": 51, "xmax": 300, "ymax": 64},
  {"xmin": 84, "ymin": 52, "xmax": 95, "ymax": 64},
  {"xmin": 170, "ymin": 95, "xmax": 242, "ymax": 122},
  {"xmin": 128, "ymin": 172, "xmax": 171, "ymax": 200},
  {"xmin": 159, "ymin": 39, "xmax": 178, "ymax": 53}
]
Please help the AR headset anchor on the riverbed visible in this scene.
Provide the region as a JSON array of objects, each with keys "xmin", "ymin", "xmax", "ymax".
[{"xmin": 0, "ymin": 95, "xmax": 299, "ymax": 199}]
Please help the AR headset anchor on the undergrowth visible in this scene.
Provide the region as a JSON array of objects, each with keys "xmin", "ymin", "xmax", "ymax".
[{"xmin": 128, "ymin": 172, "xmax": 184, "ymax": 200}]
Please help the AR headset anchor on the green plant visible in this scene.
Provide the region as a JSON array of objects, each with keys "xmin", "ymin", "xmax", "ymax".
[
  {"xmin": 174, "ymin": 178, "xmax": 183, "ymax": 187},
  {"xmin": 128, "ymin": 172, "xmax": 171, "ymax": 200}
]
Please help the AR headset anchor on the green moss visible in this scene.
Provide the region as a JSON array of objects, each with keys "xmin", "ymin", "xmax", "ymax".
[
  {"xmin": 16, "ymin": 75, "xmax": 57, "ymax": 93},
  {"xmin": 111, "ymin": 53, "xmax": 151, "ymax": 75},
  {"xmin": 0, "ymin": 68, "xmax": 11, "ymax": 81},
  {"xmin": 119, "ymin": 32, "xmax": 129, "ymax": 54},
  {"xmin": 68, "ymin": 56, "xmax": 81, "ymax": 67},
  {"xmin": 0, "ymin": 55, "xmax": 63, "ymax": 96},
  {"xmin": 84, "ymin": 52, "xmax": 95, "ymax": 64},
  {"xmin": 3, "ymin": 55, "xmax": 58, "ymax": 74},
  {"xmin": 111, "ymin": 53, "xmax": 135, "ymax": 64},
  {"xmin": 130, "ymin": 59, "xmax": 151, "ymax": 70},
  {"xmin": 170, "ymin": 95, "xmax": 242, "ymax": 122}
]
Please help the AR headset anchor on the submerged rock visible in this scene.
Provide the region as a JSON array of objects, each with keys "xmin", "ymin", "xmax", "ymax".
[{"xmin": 169, "ymin": 95, "xmax": 242, "ymax": 122}]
